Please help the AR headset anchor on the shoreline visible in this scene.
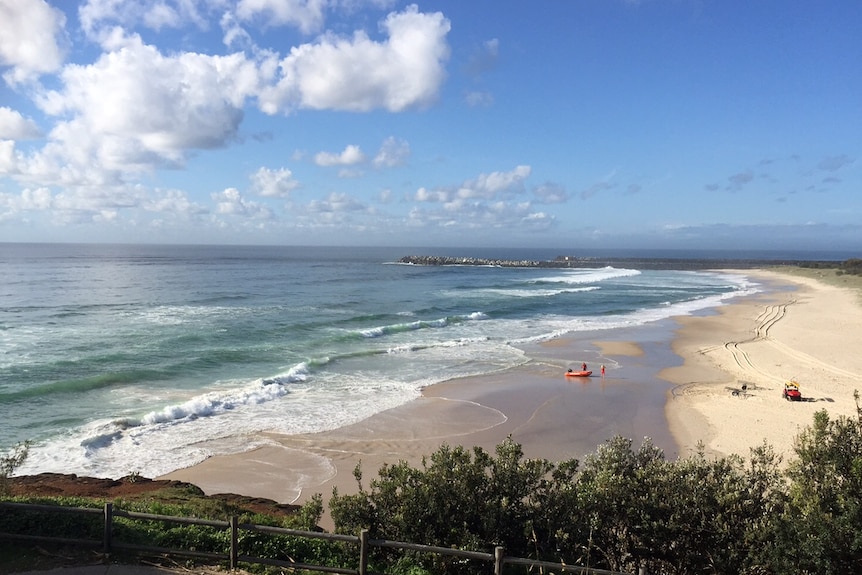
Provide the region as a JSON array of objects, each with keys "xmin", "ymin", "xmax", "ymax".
[{"xmin": 161, "ymin": 268, "xmax": 862, "ymax": 525}]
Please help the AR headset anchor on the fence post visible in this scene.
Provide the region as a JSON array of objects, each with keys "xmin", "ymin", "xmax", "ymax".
[
  {"xmin": 230, "ymin": 516, "xmax": 238, "ymax": 569},
  {"xmin": 103, "ymin": 503, "xmax": 112, "ymax": 554},
  {"xmin": 494, "ymin": 546, "xmax": 504, "ymax": 575},
  {"xmin": 359, "ymin": 530, "xmax": 369, "ymax": 575}
]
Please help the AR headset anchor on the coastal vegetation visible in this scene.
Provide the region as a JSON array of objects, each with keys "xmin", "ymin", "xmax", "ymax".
[
  {"xmin": 3, "ymin": 400, "xmax": 862, "ymax": 575},
  {"xmin": 0, "ymin": 442, "xmax": 28, "ymax": 497},
  {"xmin": 799, "ymin": 258, "xmax": 862, "ymax": 276}
]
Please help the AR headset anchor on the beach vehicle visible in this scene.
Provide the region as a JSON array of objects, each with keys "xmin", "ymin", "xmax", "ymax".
[
  {"xmin": 566, "ymin": 370, "xmax": 592, "ymax": 378},
  {"xmin": 782, "ymin": 380, "xmax": 802, "ymax": 401}
]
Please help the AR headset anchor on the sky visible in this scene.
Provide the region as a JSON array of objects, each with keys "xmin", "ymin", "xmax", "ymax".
[{"xmin": 0, "ymin": 0, "xmax": 860, "ymax": 252}]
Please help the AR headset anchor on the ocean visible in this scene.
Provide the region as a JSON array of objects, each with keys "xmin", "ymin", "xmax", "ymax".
[{"xmin": 0, "ymin": 243, "xmax": 823, "ymax": 479}]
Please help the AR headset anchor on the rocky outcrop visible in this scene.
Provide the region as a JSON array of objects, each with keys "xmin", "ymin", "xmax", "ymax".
[{"xmin": 398, "ymin": 255, "xmax": 572, "ymax": 268}]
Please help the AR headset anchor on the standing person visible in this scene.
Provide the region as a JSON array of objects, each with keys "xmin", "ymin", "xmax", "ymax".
[
  {"xmin": 601, "ymin": 364, "xmax": 606, "ymax": 377},
  {"xmin": 581, "ymin": 362, "xmax": 587, "ymax": 372}
]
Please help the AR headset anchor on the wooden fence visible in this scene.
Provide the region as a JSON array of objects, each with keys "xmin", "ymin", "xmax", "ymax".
[{"xmin": 0, "ymin": 501, "xmax": 633, "ymax": 575}]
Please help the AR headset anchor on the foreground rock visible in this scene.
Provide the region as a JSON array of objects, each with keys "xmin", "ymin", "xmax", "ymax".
[{"xmin": 6, "ymin": 473, "xmax": 300, "ymax": 517}]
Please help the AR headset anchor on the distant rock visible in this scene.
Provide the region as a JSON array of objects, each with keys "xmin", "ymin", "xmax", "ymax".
[{"xmin": 398, "ymin": 255, "xmax": 835, "ymax": 270}]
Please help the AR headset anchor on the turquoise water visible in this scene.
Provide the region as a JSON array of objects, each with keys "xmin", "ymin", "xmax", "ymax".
[{"xmin": 1, "ymin": 243, "xmax": 762, "ymax": 478}]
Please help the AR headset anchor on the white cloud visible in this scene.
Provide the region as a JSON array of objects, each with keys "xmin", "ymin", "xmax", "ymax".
[
  {"xmin": 0, "ymin": 0, "xmax": 67, "ymax": 84},
  {"xmin": 413, "ymin": 165, "xmax": 532, "ymax": 204},
  {"xmin": 403, "ymin": 164, "xmax": 555, "ymax": 234},
  {"xmin": 0, "ymin": 107, "xmax": 42, "ymax": 139},
  {"xmin": 5, "ymin": 5, "xmax": 448, "ymax": 195},
  {"xmin": 307, "ymin": 191, "xmax": 366, "ymax": 213},
  {"xmin": 236, "ymin": 0, "xmax": 327, "ymax": 35},
  {"xmin": 373, "ymin": 136, "xmax": 409, "ymax": 168},
  {"xmin": 0, "ymin": 140, "xmax": 17, "ymax": 172},
  {"xmin": 212, "ymin": 187, "xmax": 273, "ymax": 218},
  {"xmin": 143, "ymin": 188, "xmax": 208, "ymax": 217},
  {"xmin": 31, "ymin": 33, "xmax": 252, "ymax": 179},
  {"xmin": 79, "ymin": 0, "xmax": 211, "ymax": 40},
  {"xmin": 414, "ymin": 186, "xmax": 446, "ymax": 202},
  {"xmin": 315, "ymin": 144, "xmax": 365, "ymax": 166},
  {"xmin": 258, "ymin": 5, "xmax": 450, "ymax": 113},
  {"xmin": 405, "ymin": 194, "xmax": 553, "ymax": 234},
  {"xmin": 251, "ymin": 166, "xmax": 300, "ymax": 197},
  {"xmin": 0, "ymin": 186, "xmax": 53, "ymax": 221},
  {"xmin": 467, "ymin": 165, "xmax": 531, "ymax": 196}
]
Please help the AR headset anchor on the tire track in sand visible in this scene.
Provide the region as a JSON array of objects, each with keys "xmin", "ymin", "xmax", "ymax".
[
  {"xmin": 723, "ymin": 299, "xmax": 858, "ymax": 382},
  {"xmin": 722, "ymin": 303, "xmax": 788, "ymax": 383}
]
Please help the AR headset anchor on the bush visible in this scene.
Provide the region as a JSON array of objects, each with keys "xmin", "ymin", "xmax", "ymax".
[{"xmin": 0, "ymin": 442, "xmax": 29, "ymax": 496}]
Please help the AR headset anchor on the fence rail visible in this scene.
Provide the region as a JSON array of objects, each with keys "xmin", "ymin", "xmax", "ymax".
[{"xmin": 0, "ymin": 501, "xmax": 631, "ymax": 575}]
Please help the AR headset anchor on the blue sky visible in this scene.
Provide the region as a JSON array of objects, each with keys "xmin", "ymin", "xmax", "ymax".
[{"xmin": 0, "ymin": 0, "xmax": 860, "ymax": 252}]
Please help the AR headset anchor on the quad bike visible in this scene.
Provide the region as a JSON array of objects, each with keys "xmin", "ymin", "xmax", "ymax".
[{"xmin": 782, "ymin": 380, "xmax": 802, "ymax": 401}]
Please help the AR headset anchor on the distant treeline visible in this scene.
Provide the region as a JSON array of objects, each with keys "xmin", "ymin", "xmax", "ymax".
[{"xmin": 799, "ymin": 258, "xmax": 862, "ymax": 275}]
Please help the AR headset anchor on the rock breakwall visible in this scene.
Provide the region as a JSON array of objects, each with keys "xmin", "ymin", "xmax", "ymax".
[{"xmin": 398, "ymin": 255, "xmax": 834, "ymax": 270}]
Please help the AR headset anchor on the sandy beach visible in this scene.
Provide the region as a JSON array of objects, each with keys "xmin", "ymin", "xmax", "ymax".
[
  {"xmin": 664, "ymin": 268, "xmax": 862, "ymax": 461},
  {"xmin": 162, "ymin": 268, "xmax": 862, "ymax": 524}
]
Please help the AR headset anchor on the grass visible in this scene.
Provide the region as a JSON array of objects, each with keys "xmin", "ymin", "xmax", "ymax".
[{"xmin": 0, "ymin": 483, "xmax": 302, "ymax": 574}]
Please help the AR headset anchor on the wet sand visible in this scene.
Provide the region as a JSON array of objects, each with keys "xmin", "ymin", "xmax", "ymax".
[
  {"xmin": 163, "ymin": 326, "xmax": 678, "ymax": 516},
  {"xmin": 162, "ymin": 268, "xmax": 862, "ymax": 527}
]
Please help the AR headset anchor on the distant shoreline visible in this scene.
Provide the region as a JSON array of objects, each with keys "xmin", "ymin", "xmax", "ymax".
[{"xmin": 398, "ymin": 254, "xmax": 846, "ymax": 270}]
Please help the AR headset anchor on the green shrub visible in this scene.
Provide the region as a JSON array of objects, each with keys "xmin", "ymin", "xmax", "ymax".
[{"xmin": 0, "ymin": 442, "xmax": 29, "ymax": 496}]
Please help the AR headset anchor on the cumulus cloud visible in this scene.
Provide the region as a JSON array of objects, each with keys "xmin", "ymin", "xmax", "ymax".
[
  {"xmin": 407, "ymin": 196, "xmax": 553, "ymax": 233},
  {"xmin": 236, "ymin": 0, "xmax": 327, "ymax": 35},
  {"xmin": 315, "ymin": 144, "xmax": 366, "ymax": 166},
  {"xmin": 4, "ymin": 3, "xmax": 449, "ymax": 194},
  {"xmin": 413, "ymin": 165, "xmax": 531, "ymax": 204},
  {"xmin": 308, "ymin": 191, "xmax": 366, "ymax": 213},
  {"xmin": 0, "ymin": 2, "xmax": 454, "ymax": 239},
  {"xmin": 143, "ymin": 188, "xmax": 209, "ymax": 217},
  {"xmin": 404, "ymin": 164, "xmax": 554, "ymax": 233},
  {"xmin": 0, "ymin": 0, "xmax": 68, "ymax": 84},
  {"xmin": 30, "ymin": 33, "xmax": 252, "ymax": 179},
  {"xmin": 258, "ymin": 5, "xmax": 450, "ymax": 113},
  {"xmin": 250, "ymin": 166, "xmax": 300, "ymax": 197},
  {"xmin": 79, "ymin": 0, "xmax": 210, "ymax": 40},
  {"xmin": 0, "ymin": 107, "xmax": 42, "ymax": 139},
  {"xmin": 462, "ymin": 165, "xmax": 531, "ymax": 198},
  {"xmin": 0, "ymin": 186, "xmax": 53, "ymax": 222},
  {"xmin": 213, "ymin": 187, "xmax": 273, "ymax": 218}
]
